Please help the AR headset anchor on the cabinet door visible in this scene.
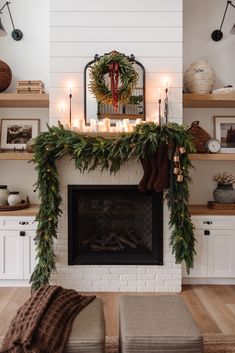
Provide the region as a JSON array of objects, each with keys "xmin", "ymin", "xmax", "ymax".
[
  {"xmin": 0, "ymin": 230, "xmax": 24, "ymax": 279},
  {"xmin": 207, "ymin": 229, "xmax": 235, "ymax": 277},
  {"xmin": 183, "ymin": 229, "xmax": 207, "ymax": 277},
  {"xmin": 23, "ymin": 231, "xmax": 37, "ymax": 279}
]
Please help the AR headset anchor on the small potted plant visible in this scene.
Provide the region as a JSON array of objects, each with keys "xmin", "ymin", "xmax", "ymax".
[{"xmin": 213, "ymin": 172, "xmax": 235, "ymax": 204}]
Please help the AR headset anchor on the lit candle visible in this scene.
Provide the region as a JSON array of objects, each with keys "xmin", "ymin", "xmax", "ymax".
[
  {"xmin": 123, "ymin": 119, "xmax": 130, "ymax": 132},
  {"xmin": 116, "ymin": 121, "xmax": 124, "ymax": 132},
  {"xmin": 90, "ymin": 119, "xmax": 98, "ymax": 132},
  {"xmin": 103, "ymin": 117, "xmax": 110, "ymax": 132},
  {"xmin": 98, "ymin": 121, "xmax": 105, "ymax": 132},
  {"xmin": 135, "ymin": 118, "xmax": 142, "ymax": 125}
]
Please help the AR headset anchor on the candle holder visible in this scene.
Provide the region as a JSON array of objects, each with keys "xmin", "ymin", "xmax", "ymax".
[
  {"xmin": 164, "ymin": 88, "xmax": 169, "ymax": 124},
  {"xmin": 158, "ymin": 99, "xmax": 162, "ymax": 125},
  {"xmin": 69, "ymin": 90, "xmax": 72, "ymax": 127}
]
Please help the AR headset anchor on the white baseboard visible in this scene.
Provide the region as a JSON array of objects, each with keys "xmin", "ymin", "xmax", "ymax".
[{"xmin": 183, "ymin": 277, "xmax": 235, "ymax": 285}]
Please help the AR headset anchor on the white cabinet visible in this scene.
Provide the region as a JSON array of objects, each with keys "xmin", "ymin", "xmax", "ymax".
[
  {"xmin": 183, "ymin": 215, "xmax": 235, "ymax": 279},
  {"xmin": 0, "ymin": 217, "xmax": 37, "ymax": 281}
]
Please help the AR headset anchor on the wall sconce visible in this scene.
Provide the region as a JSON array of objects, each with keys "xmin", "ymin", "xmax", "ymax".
[
  {"xmin": 211, "ymin": 0, "xmax": 235, "ymax": 41},
  {"xmin": 0, "ymin": 1, "xmax": 23, "ymax": 41}
]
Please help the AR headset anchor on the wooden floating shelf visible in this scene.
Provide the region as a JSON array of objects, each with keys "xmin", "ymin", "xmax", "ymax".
[
  {"xmin": 183, "ymin": 93, "xmax": 235, "ymax": 108},
  {"xmin": 0, "ymin": 93, "xmax": 49, "ymax": 108},
  {"xmin": 189, "ymin": 204, "xmax": 235, "ymax": 216},
  {"xmin": 189, "ymin": 153, "xmax": 235, "ymax": 161},
  {"xmin": 0, "ymin": 152, "xmax": 33, "ymax": 160},
  {"xmin": 0, "ymin": 204, "xmax": 39, "ymax": 217}
]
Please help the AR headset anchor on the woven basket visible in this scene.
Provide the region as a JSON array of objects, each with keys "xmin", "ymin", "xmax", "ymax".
[
  {"xmin": 184, "ymin": 60, "xmax": 216, "ymax": 94},
  {"xmin": 0, "ymin": 198, "xmax": 30, "ymax": 211},
  {"xmin": 187, "ymin": 121, "xmax": 211, "ymax": 153}
]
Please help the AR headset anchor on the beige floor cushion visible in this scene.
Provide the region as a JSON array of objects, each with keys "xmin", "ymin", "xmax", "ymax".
[
  {"xmin": 119, "ymin": 296, "xmax": 203, "ymax": 353},
  {"xmin": 64, "ymin": 297, "xmax": 105, "ymax": 353}
]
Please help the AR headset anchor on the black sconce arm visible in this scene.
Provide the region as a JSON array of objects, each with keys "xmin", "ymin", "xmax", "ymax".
[
  {"xmin": 212, "ymin": 0, "xmax": 235, "ymax": 41},
  {"xmin": 0, "ymin": 1, "xmax": 23, "ymax": 40}
]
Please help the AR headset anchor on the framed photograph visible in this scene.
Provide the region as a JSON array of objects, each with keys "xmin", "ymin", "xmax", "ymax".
[
  {"xmin": 214, "ymin": 116, "xmax": 235, "ymax": 153},
  {"xmin": 0, "ymin": 119, "xmax": 39, "ymax": 150}
]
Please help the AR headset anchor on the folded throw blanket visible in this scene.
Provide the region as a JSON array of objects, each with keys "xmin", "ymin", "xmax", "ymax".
[{"xmin": 0, "ymin": 285, "xmax": 95, "ymax": 353}]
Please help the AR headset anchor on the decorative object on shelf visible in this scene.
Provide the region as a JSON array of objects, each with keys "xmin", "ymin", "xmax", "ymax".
[
  {"xmin": 187, "ymin": 121, "xmax": 211, "ymax": 153},
  {"xmin": 184, "ymin": 60, "xmax": 216, "ymax": 94},
  {"xmin": 16, "ymin": 80, "xmax": 45, "ymax": 94},
  {"xmin": 211, "ymin": 0, "xmax": 235, "ymax": 41},
  {"xmin": 0, "ymin": 119, "xmax": 39, "ymax": 150},
  {"xmin": 0, "ymin": 185, "xmax": 9, "ymax": 206},
  {"xmin": 206, "ymin": 138, "xmax": 221, "ymax": 153},
  {"xmin": 0, "ymin": 60, "xmax": 12, "ymax": 92},
  {"xmin": 213, "ymin": 172, "xmax": 235, "ymax": 204},
  {"xmin": 30, "ymin": 122, "xmax": 196, "ymax": 290},
  {"xmin": 214, "ymin": 116, "xmax": 235, "ymax": 153},
  {"xmin": 85, "ymin": 52, "xmax": 145, "ymax": 122},
  {"xmin": 7, "ymin": 191, "xmax": 22, "ymax": 206},
  {"xmin": 0, "ymin": 196, "xmax": 30, "ymax": 211},
  {"xmin": 0, "ymin": 1, "xmax": 23, "ymax": 40}
]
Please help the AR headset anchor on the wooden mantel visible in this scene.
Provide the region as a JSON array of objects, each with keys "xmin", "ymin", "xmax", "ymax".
[{"xmin": 183, "ymin": 93, "xmax": 235, "ymax": 108}]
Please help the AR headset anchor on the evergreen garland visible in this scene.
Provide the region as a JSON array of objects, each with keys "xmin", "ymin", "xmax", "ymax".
[{"xmin": 31, "ymin": 122, "xmax": 196, "ymax": 291}]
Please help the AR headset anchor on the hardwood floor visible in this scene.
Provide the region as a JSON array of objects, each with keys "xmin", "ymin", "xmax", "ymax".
[{"xmin": 0, "ymin": 285, "xmax": 235, "ymax": 337}]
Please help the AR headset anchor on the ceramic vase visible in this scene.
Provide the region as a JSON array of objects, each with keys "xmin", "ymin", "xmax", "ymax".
[
  {"xmin": 213, "ymin": 184, "xmax": 235, "ymax": 204},
  {"xmin": 0, "ymin": 185, "xmax": 9, "ymax": 206},
  {"xmin": 7, "ymin": 192, "xmax": 22, "ymax": 206}
]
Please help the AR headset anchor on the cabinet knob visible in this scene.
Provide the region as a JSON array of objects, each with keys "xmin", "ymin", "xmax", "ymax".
[
  {"xmin": 203, "ymin": 221, "xmax": 213, "ymax": 225},
  {"xmin": 204, "ymin": 230, "xmax": 210, "ymax": 236},
  {"xmin": 20, "ymin": 231, "xmax": 26, "ymax": 237},
  {"xmin": 19, "ymin": 222, "xmax": 29, "ymax": 225}
]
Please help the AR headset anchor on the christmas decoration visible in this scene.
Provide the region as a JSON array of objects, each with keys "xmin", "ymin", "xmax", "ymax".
[
  {"xmin": 31, "ymin": 122, "xmax": 196, "ymax": 291},
  {"xmin": 89, "ymin": 51, "xmax": 139, "ymax": 110}
]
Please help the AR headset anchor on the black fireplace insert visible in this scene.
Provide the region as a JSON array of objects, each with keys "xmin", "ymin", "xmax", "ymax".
[{"xmin": 68, "ymin": 185, "xmax": 163, "ymax": 265}]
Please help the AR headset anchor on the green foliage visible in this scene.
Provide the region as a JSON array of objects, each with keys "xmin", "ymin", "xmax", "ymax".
[{"xmin": 31, "ymin": 121, "xmax": 196, "ymax": 290}]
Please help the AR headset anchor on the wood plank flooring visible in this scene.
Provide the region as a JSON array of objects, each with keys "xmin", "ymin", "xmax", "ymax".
[{"xmin": 0, "ymin": 285, "xmax": 235, "ymax": 337}]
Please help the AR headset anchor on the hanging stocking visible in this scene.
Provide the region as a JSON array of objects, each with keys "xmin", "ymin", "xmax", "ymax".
[
  {"xmin": 138, "ymin": 159, "xmax": 152, "ymax": 192},
  {"xmin": 154, "ymin": 143, "xmax": 170, "ymax": 192},
  {"xmin": 147, "ymin": 151, "xmax": 159, "ymax": 191}
]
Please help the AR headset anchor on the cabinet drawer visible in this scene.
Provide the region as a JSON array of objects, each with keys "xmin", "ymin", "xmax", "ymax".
[
  {"xmin": 0, "ymin": 219, "xmax": 37, "ymax": 230},
  {"xmin": 192, "ymin": 216, "xmax": 235, "ymax": 230}
]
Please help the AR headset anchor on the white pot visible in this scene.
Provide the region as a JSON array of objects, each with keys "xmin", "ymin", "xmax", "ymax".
[
  {"xmin": 0, "ymin": 185, "xmax": 9, "ymax": 206},
  {"xmin": 8, "ymin": 192, "xmax": 22, "ymax": 206},
  {"xmin": 184, "ymin": 60, "xmax": 216, "ymax": 94}
]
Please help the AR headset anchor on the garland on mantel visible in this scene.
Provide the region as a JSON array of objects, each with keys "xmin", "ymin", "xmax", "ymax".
[{"xmin": 30, "ymin": 122, "xmax": 196, "ymax": 291}]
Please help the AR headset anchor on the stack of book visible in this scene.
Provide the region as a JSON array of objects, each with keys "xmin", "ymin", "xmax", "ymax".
[{"xmin": 16, "ymin": 80, "xmax": 45, "ymax": 94}]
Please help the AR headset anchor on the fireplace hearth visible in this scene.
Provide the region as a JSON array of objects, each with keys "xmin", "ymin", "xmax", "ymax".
[{"xmin": 68, "ymin": 185, "xmax": 163, "ymax": 265}]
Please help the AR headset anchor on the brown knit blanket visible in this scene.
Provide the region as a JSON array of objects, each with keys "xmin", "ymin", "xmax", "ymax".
[{"xmin": 0, "ymin": 285, "xmax": 95, "ymax": 353}]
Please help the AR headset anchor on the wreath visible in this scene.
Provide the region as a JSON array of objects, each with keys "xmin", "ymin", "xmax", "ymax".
[{"xmin": 89, "ymin": 51, "xmax": 139, "ymax": 111}]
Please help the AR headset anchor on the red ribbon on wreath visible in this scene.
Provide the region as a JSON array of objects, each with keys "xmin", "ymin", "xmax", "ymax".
[{"xmin": 109, "ymin": 61, "xmax": 119, "ymax": 111}]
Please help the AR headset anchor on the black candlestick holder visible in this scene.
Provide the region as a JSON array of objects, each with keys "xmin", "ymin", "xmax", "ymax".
[{"xmin": 164, "ymin": 88, "xmax": 169, "ymax": 124}]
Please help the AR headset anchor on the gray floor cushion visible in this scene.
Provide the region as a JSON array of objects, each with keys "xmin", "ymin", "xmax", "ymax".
[
  {"xmin": 119, "ymin": 296, "xmax": 203, "ymax": 353},
  {"xmin": 64, "ymin": 297, "xmax": 105, "ymax": 353}
]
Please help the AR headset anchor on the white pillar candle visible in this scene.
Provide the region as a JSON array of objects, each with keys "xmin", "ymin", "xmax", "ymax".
[
  {"xmin": 98, "ymin": 121, "xmax": 105, "ymax": 132},
  {"xmin": 116, "ymin": 121, "xmax": 124, "ymax": 132},
  {"xmin": 129, "ymin": 124, "xmax": 134, "ymax": 132},
  {"xmin": 135, "ymin": 118, "xmax": 142, "ymax": 125},
  {"xmin": 103, "ymin": 118, "xmax": 110, "ymax": 132},
  {"xmin": 77, "ymin": 118, "xmax": 84, "ymax": 132},
  {"xmin": 123, "ymin": 119, "xmax": 130, "ymax": 132},
  {"xmin": 90, "ymin": 119, "xmax": 98, "ymax": 132}
]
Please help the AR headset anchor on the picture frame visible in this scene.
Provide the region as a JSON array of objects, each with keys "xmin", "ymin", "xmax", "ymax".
[
  {"xmin": 214, "ymin": 116, "xmax": 235, "ymax": 153},
  {"xmin": 0, "ymin": 119, "xmax": 40, "ymax": 150}
]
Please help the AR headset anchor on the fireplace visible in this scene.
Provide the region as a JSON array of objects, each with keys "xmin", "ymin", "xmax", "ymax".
[{"xmin": 68, "ymin": 185, "xmax": 163, "ymax": 265}]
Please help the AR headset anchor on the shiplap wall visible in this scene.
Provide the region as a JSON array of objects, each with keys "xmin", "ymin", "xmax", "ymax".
[{"xmin": 49, "ymin": 0, "xmax": 183, "ymax": 125}]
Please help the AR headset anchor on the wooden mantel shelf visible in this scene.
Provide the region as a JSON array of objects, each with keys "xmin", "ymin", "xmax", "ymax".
[
  {"xmin": 189, "ymin": 205, "xmax": 235, "ymax": 216},
  {"xmin": 0, "ymin": 152, "xmax": 33, "ymax": 160},
  {"xmin": 189, "ymin": 153, "xmax": 235, "ymax": 161},
  {"xmin": 0, "ymin": 204, "xmax": 39, "ymax": 217},
  {"xmin": 0, "ymin": 93, "xmax": 49, "ymax": 108},
  {"xmin": 183, "ymin": 93, "xmax": 235, "ymax": 108}
]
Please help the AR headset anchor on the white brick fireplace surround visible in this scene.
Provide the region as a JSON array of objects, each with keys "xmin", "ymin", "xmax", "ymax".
[
  {"xmin": 50, "ymin": 0, "xmax": 183, "ymax": 291},
  {"xmin": 53, "ymin": 159, "xmax": 182, "ymax": 292}
]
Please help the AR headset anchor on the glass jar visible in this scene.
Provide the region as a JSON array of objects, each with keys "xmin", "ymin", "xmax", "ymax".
[
  {"xmin": 7, "ymin": 191, "xmax": 22, "ymax": 206},
  {"xmin": 0, "ymin": 185, "xmax": 9, "ymax": 206}
]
